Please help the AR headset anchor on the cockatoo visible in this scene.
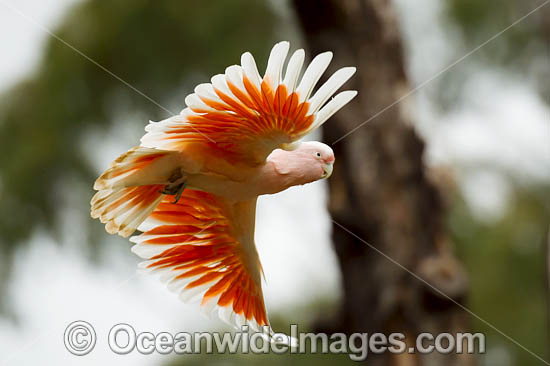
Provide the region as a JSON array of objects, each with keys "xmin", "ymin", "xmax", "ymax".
[{"xmin": 91, "ymin": 41, "xmax": 356, "ymax": 342}]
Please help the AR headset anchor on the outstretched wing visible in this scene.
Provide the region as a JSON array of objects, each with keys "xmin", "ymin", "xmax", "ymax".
[
  {"xmin": 141, "ymin": 41, "xmax": 357, "ymax": 164},
  {"xmin": 131, "ymin": 190, "xmax": 269, "ymax": 330}
]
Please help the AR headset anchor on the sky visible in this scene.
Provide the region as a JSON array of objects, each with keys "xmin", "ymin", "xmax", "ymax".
[
  {"xmin": 0, "ymin": 0, "xmax": 549, "ymax": 365},
  {"xmin": 0, "ymin": 0, "xmax": 81, "ymax": 92}
]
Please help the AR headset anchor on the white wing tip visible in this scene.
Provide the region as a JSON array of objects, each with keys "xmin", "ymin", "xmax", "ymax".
[
  {"xmin": 241, "ymin": 51, "xmax": 255, "ymax": 64},
  {"xmin": 343, "ymin": 90, "xmax": 358, "ymax": 98},
  {"xmin": 312, "ymin": 90, "xmax": 358, "ymax": 128},
  {"xmin": 272, "ymin": 40, "xmax": 290, "ymax": 51},
  {"xmin": 341, "ymin": 66, "xmax": 357, "ymax": 76},
  {"xmin": 270, "ymin": 332, "xmax": 299, "ymax": 348},
  {"xmin": 318, "ymin": 50, "xmax": 333, "ymax": 61}
]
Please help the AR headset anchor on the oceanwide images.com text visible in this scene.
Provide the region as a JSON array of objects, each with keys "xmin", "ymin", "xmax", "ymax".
[{"xmin": 64, "ymin": 321, "xmax": 486, "ymax": 361}]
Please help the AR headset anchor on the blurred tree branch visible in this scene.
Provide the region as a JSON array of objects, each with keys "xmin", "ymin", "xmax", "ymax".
[{"xmin": 292, "ymin": 1, "xmax": 473, "ymax": 365}]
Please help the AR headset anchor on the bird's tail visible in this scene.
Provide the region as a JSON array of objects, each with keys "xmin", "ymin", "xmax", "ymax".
[{"xmin": 91, "ymin": 146, "xmax": 177, "ymax": 237}]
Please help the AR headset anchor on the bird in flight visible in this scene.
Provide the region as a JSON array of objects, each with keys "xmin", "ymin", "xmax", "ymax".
[{"xmin": 91, "ymin": 41, "xmax": 356, "ymax": 343}]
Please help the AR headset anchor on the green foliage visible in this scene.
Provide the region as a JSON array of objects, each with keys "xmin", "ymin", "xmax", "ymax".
[
  {"xmin": 439, "ymin": 0, "xmax": 550, "ymax": 108},
  {"xmin": 447, "ymin": 0, "xmax": 548, "ymax": 65},
  {"xmin": 0, "ymin": 0, "xmax": 277, "ymax": 300},
  {"xmin": 449, "ymin": 182, "xmax": 550, "ymax": 365}
]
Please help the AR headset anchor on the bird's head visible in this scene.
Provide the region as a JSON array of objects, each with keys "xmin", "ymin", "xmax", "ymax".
[
  {"xmin": 268, "ymin": 141, "xmax": 335, "ymax": 187},
  {"xmin": 296, "ymin": 141, "xmax": 335, "ymax": 179}
]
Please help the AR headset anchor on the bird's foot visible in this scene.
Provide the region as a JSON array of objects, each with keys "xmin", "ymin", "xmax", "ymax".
[{"xmin": 159, "ymin": 180, "xmax": 187, "ymax": 204}]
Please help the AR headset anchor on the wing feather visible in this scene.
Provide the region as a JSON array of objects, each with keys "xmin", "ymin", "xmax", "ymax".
[
  {"xmin": 308, "ymin": 66, "xmax": 357, "ymax": 113},
  {"xmin": 282, "ymin": 49, "xmax": 305, "ymax": 92},
  {"xmin": 295, "ymin": 51, "xmax": 333, "ymax": 103},
  {"xmin": 140, "ymin": 41, "xmax": 357, "ymax": 164},
  {"xmin": 131, "ymin": 191, "xmax": 270, "ymax": 331},
  {"xmin": 263, "ymin": 41, "xmax": 290, "ymax": 88}
]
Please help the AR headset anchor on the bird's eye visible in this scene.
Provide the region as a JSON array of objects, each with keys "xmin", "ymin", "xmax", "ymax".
[{"xmin": 316, "ymin": 152, "xmax": 321, "ymax": 157}]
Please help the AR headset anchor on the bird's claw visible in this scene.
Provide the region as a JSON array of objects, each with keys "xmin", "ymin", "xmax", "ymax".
[{"xmin": 159, "ymin": 180, "xmax": 187, "ymax": 204}]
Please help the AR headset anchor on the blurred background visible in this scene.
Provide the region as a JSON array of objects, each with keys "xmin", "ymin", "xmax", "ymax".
[{"xmin": 0, "ymin": 0, "xmax": 548, "ymax": 365}]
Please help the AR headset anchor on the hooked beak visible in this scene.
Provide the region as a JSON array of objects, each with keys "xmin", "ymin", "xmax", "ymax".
[{"xmin": 322, "ymin": 163, "xmax": 333, "ymax": 179}]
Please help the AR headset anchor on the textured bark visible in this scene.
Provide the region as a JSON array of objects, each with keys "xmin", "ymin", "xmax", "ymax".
[{"xmin": 292, "ymin": 1, "xmax": 474, "ymax": 365}]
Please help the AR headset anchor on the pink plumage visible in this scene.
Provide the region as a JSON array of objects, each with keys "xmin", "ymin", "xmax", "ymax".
[{"xmin": 91, "ymin": 41, "xmax": 356, "ymax": 342}]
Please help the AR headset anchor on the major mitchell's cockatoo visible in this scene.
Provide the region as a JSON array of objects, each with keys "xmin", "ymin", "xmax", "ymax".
[{"xmin": 91, "ymin": 41, "xmax": 356, "ymax": 343}]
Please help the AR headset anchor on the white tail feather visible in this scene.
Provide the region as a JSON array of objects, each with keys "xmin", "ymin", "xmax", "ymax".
[{"xmin": 91, "ymin": 146, "xmax": 182, "ymax": 237}]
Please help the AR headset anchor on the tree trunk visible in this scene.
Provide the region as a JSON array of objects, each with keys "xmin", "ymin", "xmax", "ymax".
[{"xmin": 292, "ymin": 1, "xmax": 474, "ymax": 365}]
